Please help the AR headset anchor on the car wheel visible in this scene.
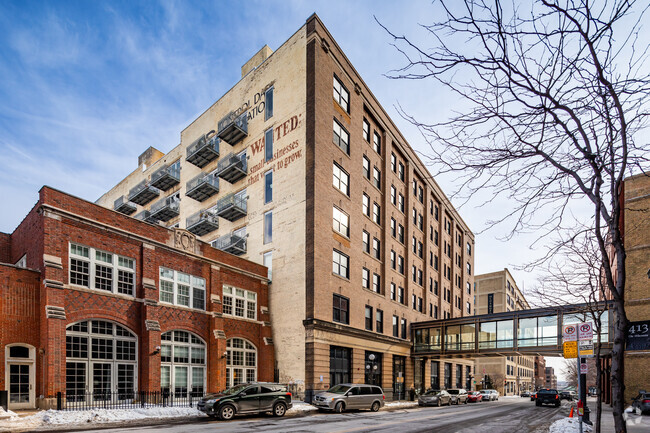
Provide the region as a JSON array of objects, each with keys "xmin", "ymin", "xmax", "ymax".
[
  {"xmin": 535, "ymin": 402, "xmax": 541, "ymax": 407},
  {"xmin": 371, "ymin": 401, "xmax": 380, "ymax": 412},
  {"xmin": 273, "ymin": 402, "xmax": 287, "ymax": 417},
  {"xmin": 219, "ymin": 405, "xmax": 236, "ymax": 421},
  {"xmin": 334, "ymin": 401, "xmax": 344, "ymax": 413},
  {"xmin": 437, "ymin": 399, "xmax": 441, "ymax": 407},
  {"xmin": 447, "ymin": 399, "xmax": 452, "ymax": 406},
  {"xmin": 464, "ymin": 398, "xmax": 468, "ymax": 404},
  {"xmin": 555, "ymin": 403, "xmax": 560, "ymax": 408}
]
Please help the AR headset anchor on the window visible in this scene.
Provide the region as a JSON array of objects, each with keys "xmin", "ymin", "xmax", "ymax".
[
  {"xmin": 264, "ymin": 170, "xmax": 273, "ymax": 203},
  {"xmin": 398, "ymin": 224, "xmax": 404, "ymax": 243},
  {"xmin": 434, "ymin": 305, "xmax": 439, "ymax": 319},
  {"xmin": 330, "ymin": 346, "xmax": 351, "ymax": 386},
  {"xmin": 263, "ymin": 251, "xmax": 272, "ymax": 281},
  {"xmin": 412, "ymin": 208, "xmax": 417, "ymax": 225},
  {"xmin": 365, "ymin": 306, "xmax": 373, "ymax": 331},
  {"xmin": 434, "ymin": 203, "xmax": 440, "ymax": 221},
  {"xmin": 398, "ymin": 194, "xmax": 404, "ymax": 212},
  {"xmin": 362, "ymin": 268, "xmax": 370, "ymax": 289},
  {"xmin": 222, "ymin": 286, "xmax": 257, "ymax": 320},
  {"xmin": 390, "ymin": 283, "xmax": 396, "ymax": 301},
  {"xmin": 333, "ymin": 206, "xmax": 350, "ymax": 237},
  {"xmin": 467, "ymin": 242, "xmax": 472, "ymax": 256},
  {"xmin": 393, "ymin": 316, "xmax": 399, "ymax": 337},
  {"xmin": 265, "ymin": 128, "xmax": 274, "ymax": 162},
  {"xmin": 397, "ymin": 256, "xmax": 404, "ymax": 274},
  {"xmin": 418, "ymin": 297, "xmax": 423, "ymax": 313},
  {"xmin": 333, "ymin": 250, "xmax": 349, "ymax": 279},
  {"xmin": 66, "ymin": 320, "xmax": 137, "ymax": 401},
  {"xmin": 413, "ymin": 180, "xmax": 418, "ymax": 196},
  {"xmin": 418, "ymin": 241, "xmax": 423, "ymax": 258},
  {"xmin": 435, "ymin": 230, "xmax": 439, "ymax": 246},
  {"xmin": 467, "ymin": 301, "xmax": 471, "ymax": 314},
  {"xmin": 398, "ymin": 162, "xmax": 405, "ymax": 182},
  {"xmin": 161, "ymin": 330, "xmax": 206, "ymax": 396},
  {"xmin": 333, "ymin": 163, "xmax": 349, "ymax": 196},
  {"xmin": 372, "ymin": 273, "xmax": 381, "ymax": 294},
  {"xmin": 429, "ymin": 303, "xmax": 433, "ymax": 317},
  {"xmin": 467, "ymin": 263, "xmax": 471, "ymax": 275},
  {"xmin": 333, "ymin": 294, "xmax": 349, "ymax": 324},
  {"xmin": 373, "ymin": 131, "xmax": 381, "ymax": 154},
  {"xmin": 372, "ymin": 203, "xmax": 381, "ymax": 225},
  {"xmin": 376, "ymin": 310, "xmax": 383, "ymax": 333},
  {"xmin": 69, "ymin": 243, "xmax": 135, "ymax": 296},
  {"xmin": 226, "ymin": 338, "xmax": 257, "ymax": 387},
  {"xmin": 372, "ymin": 238, "xmax": 381, "ymax": 260},
  {"xmin": 418, "ymin": 186, "xmax": 423, "ymax": 203},
  {"xmin": 264, "ymin": 211, "xmax": 272, "ymax": 244},
  {"xmin": 373, "ymin": 167, "xmax": 381, "ymax": 190},
  {"xmin": 159, "ymin": 267, "xmax": 206, "ymax": 310},
  {"xmin": 418, "ymin": 269, "xmax": 423, "ymax": 286},
  {"xmin": 391, "ymin": 153, "xmax": 396, "ymax": 172},
  {"xmin": 363, "ymin": 119, "xmax": 370, "ymax": 141},
  {"xmin": 363, "ymin": 156, "xmax": 370, "ymax": 179},
  {"xmin": 362, "ymin": 194, "xmax": 370, "ymax": 216},
  {"xmin": 434, "ymin": 281, "xmax": 439, "ymax": 295},
  {"xmin": 400, "ymin": 318, "xmax": 407, "ymax": 339},
  {"xmin": 412, "ymin": 294, "xmax": 417, "ymax": 309},
  {"xmin": 333, "ymin": 75, "xmax": 349, "ymax": 112},
  {"xmin": 418, "ymin": 214, "xmax": 423, "ymax": 231},
  {"xmin": 429, "ymin": 277, "xmax": 433, "ymax": 292},
  {"xmin": 265, "ymin": 87, "xmax": 274, "ymax": 120},
  {"xmin": 434, "ymin": 255, "xmax": 439, "ymax": 271},
  {"xmin": 412, "ymin": 236, "xmax": 417, "ymax": 254},
  {"xmin": 390, "ymin": 218, "xmax": 396, "ymax": 237},
  {"xmin": 362, "ymin": 231, "xmax": 370, "ymax": 253},
  {"xmin": 398, "ymin": 286, "xmax": 405, "ymax": 304},
  {"xmin": 390, "ymin": 185, "xmax": 397, "ymax": 205},
  {"xmin": 333, "ymin": 119, "xmax": 350, "ymax": 154},
  {"xmin": 390, "ymin": 250, "xmax": 396, "ymax": 269},
  {"xmin": 412, "ymin": 265, "xmax": 417, "ymax": 283}
]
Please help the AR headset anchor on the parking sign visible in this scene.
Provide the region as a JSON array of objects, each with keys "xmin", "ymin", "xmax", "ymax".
[
  {"xmin": 563, "ymin": 324, "xmax": 578, "ymax": 342},
  {"xmin": 578, "ymin": 322, "xmax": 593, "ymax": 341}
]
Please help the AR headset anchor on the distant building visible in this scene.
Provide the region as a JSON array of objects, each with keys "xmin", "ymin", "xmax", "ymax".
[
  {"xmin": 474, "ymin": 269, "xmax": 535, "ymax": 395},
  {"xmin": 534, "ymin": 356, "xmax": 546, "ymax": 390},
  {"xmin": 545, "ymin": 366, "xmax": 558, "ymax": 389}
]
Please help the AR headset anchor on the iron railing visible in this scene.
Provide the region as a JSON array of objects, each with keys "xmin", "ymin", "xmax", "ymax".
[{"xmin": 54, "ymin": 390, "xmax": 206, "ymax": 411}]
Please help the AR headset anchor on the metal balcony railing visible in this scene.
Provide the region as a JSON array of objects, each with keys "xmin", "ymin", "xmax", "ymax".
[
  {"xmin": 215, "ymin": 193, "xmax": 247, "ymax": 222},
  {"xmin": 151, "ymin": 163, "xmax": 181, "ymax": 191},
  {"xmin": 113, "ymin": 195, "xmax": 137, "ymax": 215},
  {"xmin": 216, "ymin": 152, "xmax": 247, "ymax": 184},
  {"xmin": 128, "ymin": 179, "xmax": 160, "ymax": 206},
  {"xmin": 149, "ymin": 196, "xmax": 180, "ymax": 222},
  {"xmin": 217, "ymin": 111, "xmax": 248, "ymax": 145},
  {"xmin": 213, "ymin": 232, "xmax": 247, "ymax": 256},
  {"xmin": 186, "ymin": 210, "xmax": 219, "ymax": 236},
  {"xmin": 134, "ymin": 210, "xmax": 157, "ymax": 224},
  {"xmin": 186, "ymin": 132, "xmax": 220, "ymax": 168},
  {"xmin": 185, "ymin": 173, "xmax": 219, "ymax": 202}
]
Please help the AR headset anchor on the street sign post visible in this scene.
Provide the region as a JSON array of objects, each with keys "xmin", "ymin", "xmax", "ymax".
[
  {"xmin": 580, "ymin": 362, "xmax": 588, "ymax": 375},
  {"xmin": 563, "ymin": 324, "xmax": 578, "ymax": 342},
  {"xmin": 578, "ymin": 322, "xmax": 593, "ymax": 341},
  {"xmin": 579, "ymin": 341, "xmax": 594, "ymax": 358},
  {"xmin": 563, "ymin": 341, "xmax": 578, "ymax": 358}
]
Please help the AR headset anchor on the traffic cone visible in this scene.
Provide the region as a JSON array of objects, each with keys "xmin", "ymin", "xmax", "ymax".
[{"xmin": 569, "ymin": 407, "xmax": 574, "ymax": 418}]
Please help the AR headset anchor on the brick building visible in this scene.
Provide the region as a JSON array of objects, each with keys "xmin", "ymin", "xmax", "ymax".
[
  {"xmin": 545, "ymin": 366, "xmax": 558, "ymax": 389},
  {"xmin": 0, "ymin": 187, "xmax": 272, "ymax": 409},
  {"xmin": 534, "ymin": 356, "xmax": 546, "ymax": 390},
  {"xmin": 96, "ymin": 14, "xmax": 475, "ymax": 400},
  {"xmin": 474, "ymin": 269, "xmax": 535, "ymax": 395}
]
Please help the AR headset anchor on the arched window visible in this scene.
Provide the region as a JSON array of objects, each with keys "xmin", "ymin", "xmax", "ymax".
[
  {"xmin": 65, "ymin": 320, "xmax": 137, "ymax": 401},
  {"xmin": 160, "ymin": 330, "xmax": 206, "ymax": 396},
  {"xmin": 226, "ymin": 338, "xmax": 256, "ymax": 387}
]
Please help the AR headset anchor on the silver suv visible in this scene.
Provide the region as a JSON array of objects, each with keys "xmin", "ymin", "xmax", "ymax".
[{"xmin": 312, "ymin": 384, "xmax": 385, "ymax": 413}]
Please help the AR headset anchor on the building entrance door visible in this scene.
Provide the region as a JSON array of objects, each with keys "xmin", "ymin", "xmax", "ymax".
[{"xmin": 8, "ymin": 363, "xmax": 33, "ymax": 409}]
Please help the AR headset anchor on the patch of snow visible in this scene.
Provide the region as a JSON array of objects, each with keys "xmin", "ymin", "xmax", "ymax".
[
  {"xmin": 549, "ymin": 418, "xmax": 593, "ymax": 433},
  {"xmin": 0, "ymin": 406, "xmax": 205, "ymax": 431},
  {"xmin": 384, "ymin": 401, "xmax": 419, "ymax": 409},
  {"xmin": 501, "ymin": 395, "xmax": 522, "ymax": 399},
  {"xmin": 288, "ymin": 402, "xmax": 318, "ymax": 413},
  {"xmin": 0, "ymin": 407, "xmax": 18, "ymax": 420}
]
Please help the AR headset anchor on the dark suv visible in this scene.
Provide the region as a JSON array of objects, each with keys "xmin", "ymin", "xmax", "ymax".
[
  {"xmin": 197, "ymin": 383, "xmax": 293, "ymax": 420},
  {"xmin": 535, "ymin": 388, "xmax": 561, "ymax": 407}
]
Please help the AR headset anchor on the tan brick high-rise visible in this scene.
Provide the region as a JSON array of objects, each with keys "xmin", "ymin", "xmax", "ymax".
[{"xmin": 98, "ymin": 14, "xmax": 476, "ymax": 400}]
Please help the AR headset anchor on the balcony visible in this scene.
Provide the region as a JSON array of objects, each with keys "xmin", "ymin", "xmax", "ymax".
[
  {"xmin": 151, "ymin": 164, "xmax": 181, "ymax": 191},
  {"xmin": 128, "ymin": 180, "xmax": 160, "ymax": 206},
  {"xmin": 213, "ymin": 232, "xmax": 247, "ymax": 256},
  {"xmin": 215, "ymin": 193, "xmax": 247, "ymax": 222},
  {"xmin": 186, "ymin": 210, "xmax": 219, "ymax": 236},
  {"xmin": 186, "ymin": 132, "xmax": 220, "ymax": 168},
  {"xmin": 216, "ymin": 152, "xmax": 247, "ymax": 184},
  {"xmin": 134, "ymin": 210, "xmax": 157, "ymax": 224},
  {"xmin": 185, "ymin": 173, "xmax": 219, "ymax": 202},
  {"xmin": 217, "ymin": 111, "xmax": 248, "ymax": 145},
  {"xmin": 113, "ymin": 195, "xmax": 137, "ymax": 215},
  {"xmin": 149, "ymin": 196, "xmax": 180, "ymax": 222}
]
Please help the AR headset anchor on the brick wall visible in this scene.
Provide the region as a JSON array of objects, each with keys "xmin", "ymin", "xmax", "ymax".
[{"xmin": 0, "ymin": 233, "xmax": 11, "ymax": 263}]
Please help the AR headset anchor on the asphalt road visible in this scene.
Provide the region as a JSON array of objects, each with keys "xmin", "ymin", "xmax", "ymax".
[{"xmin": 71, "ymin": 398, "xmax": 569, "ymax": 433}]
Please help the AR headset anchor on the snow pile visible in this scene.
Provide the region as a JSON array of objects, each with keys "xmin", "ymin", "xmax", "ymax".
[
  {"xmin": 0, "ymin": 408, "xmax": 18, "ymax": 420},
  {"xmin": 0, "ymin": 406, "xmax": 204, "ymax": 430},
  {"xmin": 549, "ymin": 418, "xmax": 593, "ymax": 433},
  {"xmin": 384, "ymin": 401, "xmax": 418, "ymax": 409},
  {"xmin": 288, "ymin": 402, "xmax": 318, "ymax": 413}
]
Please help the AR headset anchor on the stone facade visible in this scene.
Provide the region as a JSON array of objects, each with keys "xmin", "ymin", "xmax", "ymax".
[{"xmin": 0, "ymin": 187, "xmax": 272, "ymax": 409}]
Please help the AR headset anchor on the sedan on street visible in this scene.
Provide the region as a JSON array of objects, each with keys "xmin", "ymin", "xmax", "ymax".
[
  {"xmin": 418, "ymin": 389, "xmax": 452, "ymax": 407},
  {"xmin": 479, "ymin": 389, "xmax": 494, "ymax": 401},
  {"xmin": 467, "ymin": 391, "xmax": 483, "ymax": 403}
]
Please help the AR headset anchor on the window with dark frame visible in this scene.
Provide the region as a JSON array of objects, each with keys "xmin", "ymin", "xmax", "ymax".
[
  {"xmin": 333, "ymin": 119, "xmax": 350, "ymax": 154},
  {"xmin": 333, "ymin": 75, "xmax": 349, "ymax": 112},
  {"xmin": 365, "ymin": 305, "xmax": 373, "ymax": 331},
  {"xmin": 333, "ymin": 294, "xmax": 349, "ymax": 324},
  {"xmin": 332, "ymin": 250, "xmax": 349, "ymax": 279}
]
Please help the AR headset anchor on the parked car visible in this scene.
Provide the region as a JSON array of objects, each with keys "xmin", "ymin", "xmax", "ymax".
[
  {"xmin": 479, "ymin": 389, "xmax": 494, "ymax": 401},
  {"xmin": 631, "ymin": 390, "xmax": 650, "ymax": 415},
  {"xmin": 447, "ymin": 389, "xmax": 469, "ymax": 405},
  {"xmin": 531, "ymin": 392, "xmax": 537, "ymax": 401},
  {"xmin": 488, "ymin": 389, "xmax": 500, "ymax": 401},
  {"xmin": 520, "ymin": 391, "xmax": 531, "ymax": 398},
  {"xmin": 467, "ymin": 391, "xmax": 483, "ymax": 403},
  {"xmin": 535, "ymin": 388, "xmax": 561, "ymax": 407},
  {"xmin": 312, "ymin": 384, "xmax": 385, "ymax": 413},
  {"xmin": 560, "ymin": 390, "xmax": 577, "ymax": 401},
  {"xmin": 418, "ymin": 389, "xmax": 452, "ymax": 407},
  {"xmin": 197, "ymin": 382, "xmax": 292, "ymax": 420}
]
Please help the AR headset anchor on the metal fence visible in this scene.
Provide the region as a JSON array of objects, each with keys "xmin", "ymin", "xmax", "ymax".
[{"xmin": 53, "ymin": 390, "xmax": 205, "ymax": 411}]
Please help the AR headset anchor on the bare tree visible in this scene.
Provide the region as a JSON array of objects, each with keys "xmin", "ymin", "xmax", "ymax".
[{"xmin": 380, "ymin": 1, "xmax": 650, "ymax": 432}]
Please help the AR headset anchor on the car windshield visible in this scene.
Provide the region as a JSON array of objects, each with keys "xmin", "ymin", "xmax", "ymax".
[
  {"xmin": 222, "ymin": 384, "xmax": 250, "ymax": 395},
  {"xmin": 327, "ymin": 385, "xmax": 351, "ymax": 394},
  {"xmin": 480, "ymin": 390, "xmax": 488, "ymax": 394},
  {"xmin": 424, "ymin": 390, "xmax": 442, "ymax": 396},
  {"xmin": 538, "ymin": 389, "xmax": 557, "ymax": 394},
  {"xmin": 447, "ymin": 390, "xmax": 459, "ymax": 395},
  {"xmin": 470, "ymin": 392, "xmax": 480, "ymax": 395}
]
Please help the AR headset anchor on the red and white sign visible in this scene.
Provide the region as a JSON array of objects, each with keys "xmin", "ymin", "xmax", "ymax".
[
  {"xmin": 580, "ymin": 362, "xmax": 588, "ymax": 374},
  {"xmin": 563, "ymin": 324, "xmax": 578, "ymax": 342},
  {"xmin": 578, "ymin": 322, "xmax": 593, "ymax": 341}
]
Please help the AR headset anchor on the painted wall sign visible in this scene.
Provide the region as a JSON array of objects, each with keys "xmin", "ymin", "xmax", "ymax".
[{"xmin": 487, "ymin": 294, "xmax": 494, "ymax": 315}]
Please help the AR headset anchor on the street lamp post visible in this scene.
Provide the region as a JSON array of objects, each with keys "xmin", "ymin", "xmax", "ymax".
[{"xmin": 366, "ymin": 353, "xmax": 378, "ymax": 385}]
